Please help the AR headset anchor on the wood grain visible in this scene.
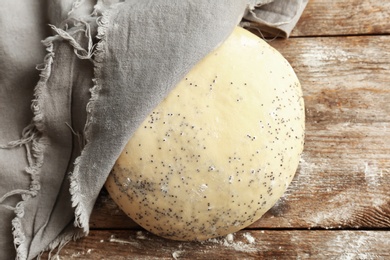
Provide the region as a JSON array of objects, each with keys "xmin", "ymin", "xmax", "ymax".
[
  {"xmin": 291, "ymin": 0, "xmax": 390, "ymax": 36},
  {"xmin": 44, "ymin": 230, "xmax": 390, "ymax": 259},
  {"xmin": 90, "ymin": 35, "xmax": 390, "ymax": 231}
]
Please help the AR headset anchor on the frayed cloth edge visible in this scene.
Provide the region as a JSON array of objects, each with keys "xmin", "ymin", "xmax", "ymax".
[
  {"xmin": 10, "ymin": 37, "xmax": 55, "ymax": 260},
  {"xmin": 4, "ymin": 10, "xmax": 104, "ymax": 258},
  {"xmin": 68, "ymin": 3, "xmax": 115, "ymax": 234}
]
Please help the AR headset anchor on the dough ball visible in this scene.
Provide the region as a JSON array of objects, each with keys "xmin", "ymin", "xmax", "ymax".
[{"xmin": 105, "ymin": 27, "xmax": 305, "ymax": 241}]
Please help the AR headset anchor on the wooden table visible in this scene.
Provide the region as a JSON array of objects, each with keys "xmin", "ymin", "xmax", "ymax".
[{"xmin": 52, "ymin": 1, "xmax": 390, "ymax": 259}]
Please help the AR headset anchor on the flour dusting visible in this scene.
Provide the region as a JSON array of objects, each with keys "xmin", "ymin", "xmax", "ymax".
[
  {"xmin": 109, "ymin": 237, "xmax": 133, "ymax": 244},
  {"xmin": 243, "ymin": 232, "xmax": 255, "ymax": 244},
  {"xmin": 109, "ymin": 235, "xmax": 140, "ymax": 247},
  {"xmin": 136, "ymin": 230, "xmax": 147, "ymax": 240},
  {"xmin": 205, "ymin": 233, "xmax": 258, "ymax": 253},
  {"xmin": 300, "ymin": 42, "xmax": 357, "ymax": 69},
  {"xmin": 226, "ymin": 233, "xmax": 234, "ymax": 243},
  {"xmin": 308, "ymin": 191, "xmax": 357, "ymax": 227},
  {"xmin": 363, "ymin": 162, "xmax": 383, "ymax": 188},
  {"xmin": 286, "ymin": 154, "xmax": 317, "ymax": 198},
  {"xmin": 172, "ymin": 250, "xmax": 184, "ymax": 259},
  {"xmin": 327, "ymin": 233, "xmax": 376, "ymax": 260}
]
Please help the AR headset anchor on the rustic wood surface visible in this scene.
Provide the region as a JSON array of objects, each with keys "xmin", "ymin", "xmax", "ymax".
[
  {"xmin": 48, "ymin": 0, "xmax": 390, "ymax": 259},
  {"xmin": 292, "ymin": 0, "xmax": 390, "ymax": 36},
  {"xmin": 47, "ymin": 230, "xmax": 390, "ymax": 259}
]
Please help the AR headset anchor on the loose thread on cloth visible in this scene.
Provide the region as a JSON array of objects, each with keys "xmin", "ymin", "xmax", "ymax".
[
  {"xmin": 0, "ymin": 124, "xmax": 38, "ymax": 150},
  {"xmin": 0, "ymin": 124, "xmax": 40, "ymax": 212},
  {"xmin": 0, "ymin": 36, "xmax": 53, "ymax": 258},
  {"xmin": 67, "ymin": 0, "xmax": 86, "ymax": 16},
  {"xmin": 68, "ymin": 5, "xmax": 112, "ymax": 233},
  {"xmin": 34, "ymin": 16, "xmax": 102, "ymax": 258},
  {"xmin": 0, "ymin": 13, "xmax": 99, "ymax": 259},
  {"xmin": 30, "ymin": 6, "xmax": 112, "ymax": 258},
  {"xmin": 65, "ymin": 122, "xmax": 85, "ymax": 152},
  {"xmin": 240, "ymin": 22, "xmax": 280, "ymax": 42},
  {"xmin": 7, "ymin": 35, "xmax": 55, "ymax": 260},
  {"xmin": 47, "ymin": 20, "xmax": 95, "ymax": 60}
]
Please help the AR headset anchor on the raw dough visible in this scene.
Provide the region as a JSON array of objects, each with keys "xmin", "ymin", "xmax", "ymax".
[{"xmin": 105, "ymin": 27, "xmax": 305, "ymax": 241}]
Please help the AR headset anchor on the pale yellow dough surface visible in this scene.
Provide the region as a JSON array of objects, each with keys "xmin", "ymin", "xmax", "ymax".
[{"xmin": 106, "ymin": 27, "xmax": 305, "ymax": 241}]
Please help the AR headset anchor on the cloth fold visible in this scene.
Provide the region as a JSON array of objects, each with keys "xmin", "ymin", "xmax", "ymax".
[
  {"xmin": 244, "ymin": 0, "xmax": 308, "ymax": 38},
  {"xmin": 0, "ymin": 0, "xmax": 306, "ymax": 258}
]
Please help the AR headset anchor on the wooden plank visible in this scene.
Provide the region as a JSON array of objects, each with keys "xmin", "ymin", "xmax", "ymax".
[
  {"xmin": 291, "ymin": 0, "xmax": 390, "ymax": 36},
  {"xmin": 258, "ymin": 35, "xmax": 390, "ymax": 229},
  {"xmin": 90, "ymin": 35, "xmax": 390, "ymax": 231},
  {"xmin": 44, "ymin": 230, "xmax": 390, "ymax": 259}
]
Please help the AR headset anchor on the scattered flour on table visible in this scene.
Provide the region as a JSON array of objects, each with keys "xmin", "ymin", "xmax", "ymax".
[
  {"xmin": 243, "ymin": 232, "xmax": 255, "ymax": 244},
  {"xmin": 285, "ymin": 155, "xmax": 317, "ymax": 198},
  {"xmin": 172, "ymin": 250, "xmax": 185, "ymax": 259},
  {"xmin": 327, "ymin": 233, "xmax": 376, "ymax": 260},
  {"xmin": 225, "ymin": 233, "xmax": 234, "ymax": 243},
  {"xmin": 300, "ymin": 42, "xmax": 356, "ymax": 68},
  {"xmin": 109, "ymin": 234, "xmax": 141, "ymax": 248},
  {"xmin": 307, "ymin": 161, "xmax": 388, "ymax": 228},
  {"xmin": 136, "ymin": 230, "xmax": 147, "ymax": 240},
  {"xmin": 308, "ymin": 191, "xmax": 357, "ymax": 228},
  {"xmin": 68, "ymin": 249, "xmax": 92, "ymax": 258},
  {"xmin": 204, "ymin": 233, "xmax": 258, "ymax": 253},
  {"xmin": 363, "ymin": 162, "xmax": 383, "ymax": 188},
  {"xmin": 109, "ymin": 236, "xmax": 132, "ymax": 244},
  {"xmin": 172, "ymin": 244, "xmax": 185, "ymax": 259}
]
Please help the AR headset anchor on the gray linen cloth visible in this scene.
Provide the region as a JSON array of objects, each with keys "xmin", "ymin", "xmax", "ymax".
[{"xmin": 0, "ymin": 0, "xmax": 307, "ymax": 258}]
